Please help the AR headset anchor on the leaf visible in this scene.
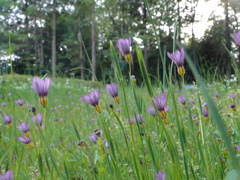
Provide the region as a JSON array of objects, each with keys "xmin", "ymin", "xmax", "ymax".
[{"xmin": 225, "ymin": 169, "xmax": 240, "ymax": 180}]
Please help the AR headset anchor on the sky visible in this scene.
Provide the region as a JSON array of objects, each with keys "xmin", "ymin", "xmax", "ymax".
[{"xmin": 182, "ymin": 0, "xmax": 224, "ymax": 39}]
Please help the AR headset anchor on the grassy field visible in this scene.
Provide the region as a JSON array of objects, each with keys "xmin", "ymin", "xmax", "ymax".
[
  {"xmin": 0, "ymin": 39, "xmax": 240, "ymax": 179},
  {"xmin": 0, "ymin": 70, "xmax": 240, "ymax": 180}
]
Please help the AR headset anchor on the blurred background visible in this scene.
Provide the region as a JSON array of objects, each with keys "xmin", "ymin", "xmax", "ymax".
[{"xmin": 0, "ymin": 0, "xmax": 239, "ymax": 83}]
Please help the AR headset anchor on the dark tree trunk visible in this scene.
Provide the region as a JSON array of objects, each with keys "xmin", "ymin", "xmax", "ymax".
[
  {"xmin": 91, "ymin": 1, "xmax": 96, "ymax": 81},
  {"xmin": 78, "ymin": 30, "xmax": 85, "ymax": 80},
  {"xmin": 177, "ymin": 0, "xmax": 181, "ymax": 42},
  {"xmin": 51, "ymin": 0, "xmax": 56, "ymax": 78},
  {"xmin": 225, "ymin": 0, "xmax": 232, "ymax": 77},
  {"xmin": 143, "ymin": 3, "xmax": 148, "ymax": 71}
]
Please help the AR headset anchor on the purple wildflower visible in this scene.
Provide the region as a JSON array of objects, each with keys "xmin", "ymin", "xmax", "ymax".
[
  {"xmin": 164, "ymin": 106, "xmax": 169, "ymax": 113},
  {"xmin": 188, "ymin": 100, "xmax": 195, "ymax": 104},
  {"xmin": 202, "ymin": 107, "xmax": 209, "ymax": 121},
  {"xmin": 103, "ymin": 140, "xmax": 109, "ymax": 149},
  {"xmin": 153, "ymin": 94, "xmax": 167, "ymax": 111},
  {"xmin": 126, "ymin": 117, "xmax": 136, "ymax": 124},
  {"xmin": 131, "ymin": 75, "xmax": 136, "ymax": 83},
  {"xmin": 106, "ymin": 82, "xmax": 120, "ymax": 103},
  {"xmin": 18, "ymin": 122, "xmax": 31, "ymax": 137},
  {"xmin": 147, "ymin": 106, "xmax": 155, "ymax": 117},
  {"xmin": 191, "ymin": 114, "xmax": 196, "ymax": 119},
  {"xmin": 214, "ymin": 92, "xmax": 220, "ymax": 99},
  {"xmin": 229, "ymin": 104, "xmax": 236, "ymax": 111},
  {"xmin": 2, "ymin": 102, "xmax": 6, "ymax": 107},
  {"xmin": 178, "ymin": 95, "xmax": 186, "ymax": 107},
  {"xmin": 167, "ymin": 48, "xmax": 185, "ymax": 75},
  {"xmin": 229, "ymin": 94, "xmax": 237, "ymax": 99},
  {"xmin": 195, "ymin": 121, "xmax": 199, "ymax": 126},
  {"xmin": 0, "ymin": 170, "xmax": 14, "ymax": 180},
  {"xmin": 203, "ymin": 102, "xmax": 208, "ymax": 110},
  {"xmin": 32, "ymin": 77, "xmax": 52, "ymax": 107},
  {"xmin": 155, "ymin": 170, "xmax": 166, "ymax": 180},
  {"xmin": 32, "ymin": 113, "xmax": 43, "ymax": 127},
  {"xmin": 15, "ymin": 99, "xmax": 24, "ymax": 107},
  {"xmin": 234, "ymin": 145, "xmax": 240, "ymax": 151},
  {"xmin": 116, "ymin": 108, "xmax": 120, "ymax": 113},
  {"xmin": 3, "ymin": 114, "xmax": 13, "ymax": 127},
  {"xmin": 117, "ymin": 38, "xmax": 132, "ymax": 63},
  {"xmin": 80, "ymin": 90, "xmax": 101, "ymax": 112},
  {"xmin": 153, "ymin": 93, "xmax": 167, "ymax": 118},
  {"xmin": 89, "ymin": 132, "xmax": 98, "ymax": 144},
  {"xmin": 135, "ymin": 114, "xmax": 143, "ymax": 124},
  {"xmin": 18, "ymin": 136, "xmax": 34, "ymax": 148},
  {"xmin": 234, "ymin": 31, "xmax": 240, "ymax": 46}
]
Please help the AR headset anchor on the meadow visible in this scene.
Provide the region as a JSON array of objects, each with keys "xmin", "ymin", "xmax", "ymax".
[{"xmin": 0, "ymin": 40, "xmax": 240, "ymax": 180}]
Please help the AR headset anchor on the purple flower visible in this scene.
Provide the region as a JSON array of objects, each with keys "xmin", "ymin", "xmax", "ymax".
[
  {"xmin": 229, "ymin": 94, "xmax": 237, "ymax": 99},
  {"xmin": 153, "ymin": 94, "xmax": 167, "ymax": 111},
  {"xmin": 116, "ymin": 108, "xmax": 120, "ymax": 113},
  {"xmin": 32, "ymin": 113, "xmax": 43, "ymax": 127},
  {"xmin": 126, "ymin": 117, "xmax": 136, "ymax": 124},
  {"xmin": 0, "ymin": 170, "xmax": 14, "ymax": 180},
  {"xmin": 202, "ymin": 107, "xmax": 208, "ymax": 117},
  {"xmin": 214, "ymin": 92, "xmax": 220, "ymax": 99},
  {"xmin": 126, "ymin": 114, "xmax": 143, "ymax": 125},
  {"xmin": 15, "ymin": 99, "xmax": 24, "ymax": 107},
  {"xmin": 135, "ymin": 114, "xmax": 143, "ymax": 124},
  {"xmin": 103, "ymin": 140, "xmax": 109, "ymax": 149},
  {"xmin": 188, "ymin": 100, "xmax": 195, "ymax": 104},
  {"xmin": 203, "ymin": 102, "xmax": 208, "ymax": 110},
  {"xmin": 234, "ymin": 31, "xmax": 240, "ymax": 46},
  {"xmin": 164, "ymin": 106, "xmax": 169, "ymax": 113},
  {"xmin": 167, "ymin": 48, "xmax": 185, "ymax": 75},
  {"xmin": 3, "ymin": 114, "xmax": 12, "ymax": 127},
  {"xmin": 178, "ymin": 95, "xmax": 186, "ymax": 106},
  {"xmin": 18, "ymin": 122, "xmax": 30, "ymax": 134},
  {"xmin": 117, "ymin": 38, "xmax": 132, "ymax": 63},
  {"xmin": 80, "ymin": 90, "xmax": 101, "ymax": 112},
  {"xmin": 191, "ymin": 114, "xmax": 196, "ymax": 119},
  {"xmin": 147, "ymin": 106, "xmax": 155, "ymax": 117},
  {"xmin": 153, "ymin": 93, "xmax": 167, "ymax": 119},
  {"xmin": 2, "ymin": 102, "xmax": 6, "ymax": 107},
  {"xmin": 32, "ymin": 76, "xmax": 52, "ymax": 107},
  {"xmin": 164, "ymin": 90, "xmax": 168, "ymax": 93},
  {"xmin": 235, "ymin": 145, "xmax": 240, "ymax": 151},
  {"xmin": 106, "ymin": 82, "xmax": 120, "ymax": 103},
  {"xmin": 229, "ymin": 104, "xmax": 236, "ymax": 111},
  {"xmin": 202, "ymin": 107, "xmax": 209, "ymax": 121},
  {"xmin": 18, "ymin": 136, "xmax": 33, "ymax": 148},
  {"xmin": 89, "ymin": 132, "xmax": 98, "ymax": 144},
  {"xmin": 155, "ymin": 170, "xmax": 166, "ymax": 180},
  {"xmin": 131, "ymin": 75, "xmax": 136, "ymax": 83}
]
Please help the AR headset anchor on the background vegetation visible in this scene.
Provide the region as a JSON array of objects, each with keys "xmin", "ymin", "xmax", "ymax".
[{"xmin": 0, "ymin": 0, "xmax": 240, "ymax": 83}]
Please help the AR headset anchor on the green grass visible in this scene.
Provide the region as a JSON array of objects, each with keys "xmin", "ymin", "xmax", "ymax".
[{"xmin": 0, "ymin": 69, "xmax": 240, "ymax": 179}]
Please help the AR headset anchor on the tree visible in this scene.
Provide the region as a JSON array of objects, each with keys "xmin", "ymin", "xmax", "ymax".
[{"xmin": 91, "ymin": 0, "xmax": 96, "ymax": 81}]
